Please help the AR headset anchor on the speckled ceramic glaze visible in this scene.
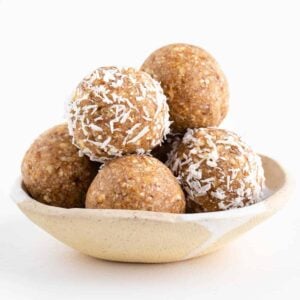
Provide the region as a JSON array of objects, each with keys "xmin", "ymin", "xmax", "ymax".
[{"xmin": 11, "ymin": 155, "xmax": 291, "ymax": 263}]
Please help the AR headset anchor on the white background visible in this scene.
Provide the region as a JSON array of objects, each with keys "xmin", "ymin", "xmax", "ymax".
[{"xmin": 0, "ymin": 0, "xmax": 299, "ymax": 299}]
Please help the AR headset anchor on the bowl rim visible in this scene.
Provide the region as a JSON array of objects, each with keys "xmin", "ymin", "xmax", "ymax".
[{"xmin": 11, "ymin": 154, "xmax": 292, "ymax": 222}]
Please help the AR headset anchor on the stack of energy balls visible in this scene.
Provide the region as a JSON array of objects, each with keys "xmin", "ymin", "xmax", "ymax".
[{"xmin": 22, "ymin": 43, "xmax": 265, "ymax": 213}]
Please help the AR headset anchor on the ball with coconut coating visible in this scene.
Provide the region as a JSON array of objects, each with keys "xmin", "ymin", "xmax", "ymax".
[
  {"xmin": 67, "ymin": 66, "xmax": 170, "ymax": 162},
  {"xmin": 22, "ymin": 124, "xmax": 99, "ymax": 208},
  {"xmin": 86, "ymin": 155, "xmax": 185, "ymax": 213},
  {"xmin": 167, "ymin": 128, "xmax": 265, "ymax": 212},
  {"xmin": 141, "ymin": 43, "xmax": 229, "ymax": 132}
]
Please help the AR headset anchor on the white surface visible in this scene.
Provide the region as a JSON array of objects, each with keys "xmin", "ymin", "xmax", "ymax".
[{"xmin": 0, "ymin": 0, "xmax": 299, "ymax": 299}]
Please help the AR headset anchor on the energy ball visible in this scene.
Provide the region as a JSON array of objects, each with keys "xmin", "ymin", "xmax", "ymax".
[
  {"xmin": 167, "ymin": 128, "xmax": 265, "ymax": 212},
  {"xmin": 22, "ymin": 124, "xmax": 99, "ymax": 208},
  {"xmin": 86, "ymin": 155, "xmax": 185, "ymax": 213},
  {"xmin": 67, "ymin": 66, "xmax": 170, "ymax": 162},
  {"xmin": 141, "ymin": 43, "xmax": 229, "ymax": 132},
  {"xmin": 151, "ymin": 132, "xmax": 183, "ymax": 163}
]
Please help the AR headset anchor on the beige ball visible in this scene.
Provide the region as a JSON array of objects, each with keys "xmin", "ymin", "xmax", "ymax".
[
  {"xmin": 141, "ymin": 43, "xmax": 229, "ymax": 132},
  {"xmin": 67, "ymin": 66, "xmax": 170, "ymax": 162},
  {"xmin": 86, "ymin": 155, "xmax": 185, "ymax": 213},
  {"xmin": 22, "ymin": 124, "xmax": 99, "ymax": 208},
  {"xmin": 167, "ymin": 128, "xmax": 265, "ymax": 212}
]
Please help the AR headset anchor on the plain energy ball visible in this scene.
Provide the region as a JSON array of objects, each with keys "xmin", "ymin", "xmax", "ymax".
[
  {"xmin": 151, "ymin": 132, "xmax": 183, "ymax": 163},
  {"xmin": 141, "ymin": 43, "xmax": 229, "ymax": 132},
  {"xmin": 22, "ymin": 124, "xmax": 99, "ymax": 208},
  {"xmin": 67, "ymin": 66, "xmax": 170, "ymax": 162},
  {"xmin": 166, "ymin": 128, "xmax": 265, "ymax": 212},
  {"xmin": 86, "ymin": 155, "xmax": 186, "ymax": 213}
]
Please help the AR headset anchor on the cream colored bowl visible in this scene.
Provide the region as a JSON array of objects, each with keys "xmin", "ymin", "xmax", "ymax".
[{"xmin": 11, "ymin": 155, "xmax": 291, "ymax": 263}]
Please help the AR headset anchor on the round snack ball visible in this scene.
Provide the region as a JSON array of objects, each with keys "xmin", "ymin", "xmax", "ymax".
[
  {"xmin": 141, "ymin": 43, "xmax": 229, "ymax": 132},
  {"xmin": 151, "ymin": 132, "xmax": 183, "ymax": 163},
  {"xmin": 67, "ymin": 66, "xmax": 170, "ymax": 162},
  {"xmin": 22, "ymin": 124, "xmax": 99, "ymax": 208},
  {"xmin": 86, "ymin": 155, "xmax": 185, "ymax": 213},
  {"xmin": 166, "ymin": 128, "xmax": 265, "ymax": 212}
]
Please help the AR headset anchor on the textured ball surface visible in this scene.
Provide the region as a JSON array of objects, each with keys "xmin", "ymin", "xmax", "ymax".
[
  {"xmin": 141, "ymin": 43, "xmax": 229, "ymax": 132},
  {"xmin": 22, "ymin": 124, "xmax": 99, "ymax": 208},
  {"xmin": 86, "ymin": 155, "xmax": 185, "ymax": 213},
  {"xmin": 67, "ymin": 66, "xmax": 170, "ymax": 162},
  {"xmin": 167, "ymin": 128, "xmax": 265, "ymax": 212}
]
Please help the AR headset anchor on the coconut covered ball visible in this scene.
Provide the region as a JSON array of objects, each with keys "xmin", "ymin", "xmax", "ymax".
[
  {"xmin": 167, "ymin": 128, "xmax": 265, "ymax": 212},
  {"xmin": 67, "ymin": 66, "xmax": 170, "ymax": 162},
  {"xmin": 141, "ymin": 43, "xmax": 229, "ymax": 132},
  {"xmin": 22, "ymin": 124, "xmax": 99, "ymax": 208},
  {"xmin": 86, "ymin": 155, "xmax": 185, "ymax": 213}
]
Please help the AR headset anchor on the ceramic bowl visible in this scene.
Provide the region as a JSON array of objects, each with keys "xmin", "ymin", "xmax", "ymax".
[{"xmin": 11, "ymin": 155, "xmax": 291, "ymax": 263}]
